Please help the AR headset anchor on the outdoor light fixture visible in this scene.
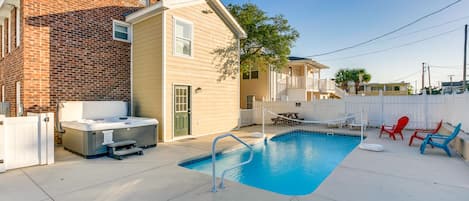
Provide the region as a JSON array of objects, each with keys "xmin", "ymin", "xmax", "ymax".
[
  {"xmin": 195, "ymin": 87, "xmax": 202, "ymax": 93},
  {"xmin": 202, "ymin": 9, "xmax": 213, "ymax": 14}
]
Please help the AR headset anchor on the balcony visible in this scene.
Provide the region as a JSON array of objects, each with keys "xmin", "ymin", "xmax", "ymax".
[
  {"xmin": 285, "ymin": 77, "xmax": 336, "ymax": 91},
  {"xmin": 280, "ymin": 77, "xmax": 346, "ymax": 98}
]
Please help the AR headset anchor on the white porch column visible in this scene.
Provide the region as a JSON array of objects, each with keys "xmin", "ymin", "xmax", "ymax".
[
  {"xmin": 318, "ymin": 70, "xmax": 321, "ymax": 92},
  {"xmin": 303, "ymin": 64, "xmax": 307, "ymax": 89}
]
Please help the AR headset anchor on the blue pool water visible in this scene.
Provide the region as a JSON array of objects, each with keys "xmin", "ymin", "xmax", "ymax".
[{"xmin": 180, "ymin": 131, "xmax": 361, "ymax": 196}]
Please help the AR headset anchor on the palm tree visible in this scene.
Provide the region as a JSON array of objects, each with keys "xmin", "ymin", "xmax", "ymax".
[
  {"xmin": 335, "ymin": 68, "xmax": 371, "ymax": 94},
  {"xmin": 335, "ymin": 69, "xmax": 351, "ymax": 91}
]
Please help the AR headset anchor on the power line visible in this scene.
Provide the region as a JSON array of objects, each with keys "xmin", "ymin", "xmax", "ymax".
[
  {"xmin": 321, "ymin": 27, "xmax": 460, "ymax": 61},
  {"xmin": 307, "ymin": 0, "xmax": 463, "ymax": 57},
  {"xmin": 386, "ymin": 15, "xmax": 469, "ymax": 41}
]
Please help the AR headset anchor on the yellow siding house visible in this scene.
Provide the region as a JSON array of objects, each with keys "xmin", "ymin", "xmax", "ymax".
[
  {"xmin": 126, "ymin": 0, "xmax": 246, "ymax": 142},
  {"xmin": 240, "ymin": 57, "xmax": 346, "ymax": 109}
]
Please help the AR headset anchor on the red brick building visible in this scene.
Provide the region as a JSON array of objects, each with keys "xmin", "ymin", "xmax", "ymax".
[{"xmin": 0, "ymin": 0, "xmax": 158, "ymax": 117}]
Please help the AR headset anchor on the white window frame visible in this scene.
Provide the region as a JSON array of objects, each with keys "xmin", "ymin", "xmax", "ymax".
[
  {"xmin": 8, "ymin": 11, "xmax": 11, "ymax": 53},
  {"xmin": 112, "ymin": 20, "xmax": 131, "ymax": 43},
  {"xmin": 172, "ymin": 16, "xmax": 193, "ymax": 58},
  {"xmin": 16, "ymin": 6, "xmax": 20, "ymax": 47},
  {"xmin": 1, "ymin": 24, "xmax": 4, "ymax": 58}
]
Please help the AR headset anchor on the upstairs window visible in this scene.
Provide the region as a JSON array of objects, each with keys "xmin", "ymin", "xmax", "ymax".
[
  {"xmin": 1, "ymin": 25, "xmax": 4, "ymax": 58},
  {"xmin": 113, "ymin": 20, "xmax": 130, "ymax": 42},
  {"xmin": 174, "ymin": 18, "xmax": 193, "ymax": 57},
  {"xmin": 242, "ymin": 67, "xmax": 259, "ymax": 80},
  {"xmin": 7, "ymin": 17, "xmax": 10, "ymax": 53}
]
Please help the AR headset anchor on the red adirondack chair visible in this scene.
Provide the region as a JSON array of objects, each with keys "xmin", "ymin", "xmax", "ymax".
[
  {"xmin": 380, "ymin": 116, "xmax": 409, "ymax": 140},
  {"xmin": 408, "ymin": 120, "xmax": 442, "ymax": 146}
]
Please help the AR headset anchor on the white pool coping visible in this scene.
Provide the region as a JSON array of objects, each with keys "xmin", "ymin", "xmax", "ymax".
[{"xmin": 0, "ymin": 126, "xmax": 468, "ymax": 201}]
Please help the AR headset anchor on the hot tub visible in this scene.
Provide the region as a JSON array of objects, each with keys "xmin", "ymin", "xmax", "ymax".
[{"xmin": 59, "ymin": 101, "xmax": 158, "ymax": 158}]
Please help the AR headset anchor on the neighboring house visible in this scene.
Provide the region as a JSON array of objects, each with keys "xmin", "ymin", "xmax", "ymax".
[
  {"xmin": 240, "ymin": 56, "xmax": 345, "ymax": 109},
  {"xmin": 127, "ymin": 0, "xmax": 246, "ymax": 141},
  {"xmin": 354, "ymin": 82, "xmax": 410, "ymax": 96},
  {"xmin": 0, "ymin": 0, "xmax": 161, "ymax": 117},
  {"xmin": 441, "ymin": 81, "xmax": 469, "ymax": 94}
]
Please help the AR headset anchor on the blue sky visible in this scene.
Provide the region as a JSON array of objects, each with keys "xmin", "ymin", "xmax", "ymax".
[{"xmin": 222, "ymin": 0, "xmax": 469, "ymax": 89}]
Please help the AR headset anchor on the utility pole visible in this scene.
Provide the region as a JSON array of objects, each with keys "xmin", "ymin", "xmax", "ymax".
[
  {"xmin": 449, "ymin": 74, "xmax": 455, "ymax": 94},
  {"xmin": 428, "ymin": 65, "xmax": 431, "ymax": 94},
  {"xmin": 464, "ymin": 24, "xmax": 467, "ymax": 92},
  {"xmin": 422, "ymin": 62, "xmax": 426, "ymax": 93}
]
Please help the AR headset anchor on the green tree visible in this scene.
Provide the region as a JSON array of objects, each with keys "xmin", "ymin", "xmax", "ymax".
[
  {"xmin": 334, "ymin": 68, "xmax": 371, "ymax": 94},
  {"xmin": 407, "ymin": 85, "xmax": 414, "ymax": 95},
  {"xmin": 227, "ymin": 3, "xmax": 299, "ymax": 73}
]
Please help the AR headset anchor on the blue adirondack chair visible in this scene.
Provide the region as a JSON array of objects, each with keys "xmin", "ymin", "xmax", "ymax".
[{"xmin": 420, "ymin": 123, "xmax": 461, "ymax": 157}]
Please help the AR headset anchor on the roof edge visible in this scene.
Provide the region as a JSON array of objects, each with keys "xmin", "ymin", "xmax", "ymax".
[
  {"xmin": 126, "ymin": 0, "xmax": 247, "ymax": 39},
  {"xmin": 126, "ymin": 1, "xmax": 166, "ymax": 23}
]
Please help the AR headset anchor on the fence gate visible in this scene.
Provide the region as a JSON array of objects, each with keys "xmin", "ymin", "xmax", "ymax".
[
  {"xmin": 1, "ymin": 116, "xmax": 40, "ymax": 170},
  {"xmin": 0, "ymin": 113, "xmax": 54, "ymax": 172}
]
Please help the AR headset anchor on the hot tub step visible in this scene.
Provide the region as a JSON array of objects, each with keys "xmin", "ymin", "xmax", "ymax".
[
  {"xmin": 107, "ymin": 140, "xmax": 137, "ymax": 148},
  {"xmin": 112, "ymin": 147, "xmax": 143, "ymax": 160}
]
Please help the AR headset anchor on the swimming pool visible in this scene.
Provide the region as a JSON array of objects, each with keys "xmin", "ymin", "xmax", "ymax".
[{"xmin": 180, "ymin": 131, "xmax": 361, "ymax": 196}]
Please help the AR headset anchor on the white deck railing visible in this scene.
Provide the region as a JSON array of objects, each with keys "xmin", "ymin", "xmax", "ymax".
[{"xmin": 282, "ymin": 77, "xmax": 345, "ymax": 98}]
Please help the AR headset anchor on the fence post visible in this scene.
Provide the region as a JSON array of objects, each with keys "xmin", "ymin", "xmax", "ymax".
[
  {"xmin": 262, "ymin": 101, "xmax": 265, "ymax": 136},
  {"xmin": 424, "ymin": 92, "xmax": 429, "ymax": 129},
  {"xmin": 237, "ymin": 110, "xmax": 241, "ymax": 130},
  {"xmin": 380, "ymin": 90, "xmax": 384, "ymax": 125}
]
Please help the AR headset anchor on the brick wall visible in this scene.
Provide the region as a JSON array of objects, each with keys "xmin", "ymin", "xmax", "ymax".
[
  {"xmin": 19, "ymin": 0, "xmax": 147, "ymax": 115},
  {"xmin": 0, "ymin": 6, "xmax": 23, "ymax": 117}
]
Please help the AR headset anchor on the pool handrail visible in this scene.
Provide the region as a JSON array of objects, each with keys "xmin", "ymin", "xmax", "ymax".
[{"xmin": 211, "ymin": 133, "xmax": 254, "ymax": 192}]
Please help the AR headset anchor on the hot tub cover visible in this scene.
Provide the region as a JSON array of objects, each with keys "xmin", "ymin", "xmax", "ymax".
[{"xmin": 61, "ymin": 116, "xmax": 158, "ymax": 131}]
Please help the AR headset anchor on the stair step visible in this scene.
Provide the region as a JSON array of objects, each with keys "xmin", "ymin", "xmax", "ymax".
[
  {"xmin": 113, "ymin": 147, "xmax": 143, "ymax": 157},
  {"xmin": 107, "ymin": 140, "xmax": 137, "ymax": 148}
]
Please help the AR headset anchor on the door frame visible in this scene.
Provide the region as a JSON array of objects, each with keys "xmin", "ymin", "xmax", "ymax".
[{"xmin": 172, "ymin": 84, "xmax": 192, "ymax": 140}]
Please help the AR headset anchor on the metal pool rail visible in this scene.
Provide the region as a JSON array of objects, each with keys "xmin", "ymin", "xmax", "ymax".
[{"xmin": 211, "ymin": 133, "xmax": 253, "ymax": 192}]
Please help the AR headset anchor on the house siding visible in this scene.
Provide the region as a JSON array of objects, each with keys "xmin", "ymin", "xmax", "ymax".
[
  {"xmin": 132, "ymin": 14, "xmax": 163, "ymax": 141},
  {"xmin": 164, "ymin": 2, "xmax": 240, "ymax": 140},
  {"xmin": 240, "ymin": 70, "xmax": 269, "ymax": 109}
]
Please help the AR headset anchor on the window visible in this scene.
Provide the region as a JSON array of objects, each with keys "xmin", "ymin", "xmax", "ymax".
[
  {"xmin": 1, "ymin": 25, "xmax": 4, "ymax": 58},
  {"xmin": 242, "ymin": 66, "xmax": 259, "ymax": 80},
  {"xmin": 8, "ymin": 15, "xmax": 11, "ymax": 53},
  {"xmin": 173, "ymin": 18, "xmax": 193, "ymax": 57},
  {"xmin": 394, "ymin": 86, "xmax": 400, "ymax": 91},
  {"xmin": 246, "ymin": 95, "xmax": 254, "ymax": 109},
  {"xmin": 16, "ymin": 7, "xmax": 20, "ymax": 47},
  {"xmin": 251, "ymin": 70, "xmax": 259, "ymax": 79},
  {"xmin": 112, "ymin": 20, "xmax": 130, "ymax": 42}
]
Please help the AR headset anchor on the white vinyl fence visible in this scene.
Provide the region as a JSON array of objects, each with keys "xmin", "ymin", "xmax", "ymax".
[
  {"xmin": 0, "ymin": 113, "xmax": 54, "ymax": 173},
  {"xmin": 244, "ymin": 93, "xmax": 469, "ymax": 131},
  {"xmin": 239, "ymin": 109, "xmax": 256, "ymax": 127}
]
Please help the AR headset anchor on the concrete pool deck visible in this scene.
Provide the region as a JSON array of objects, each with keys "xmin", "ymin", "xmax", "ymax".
[{"xmin": 1, "ymin": 126, "xmax": 469, "ymax": 201}]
